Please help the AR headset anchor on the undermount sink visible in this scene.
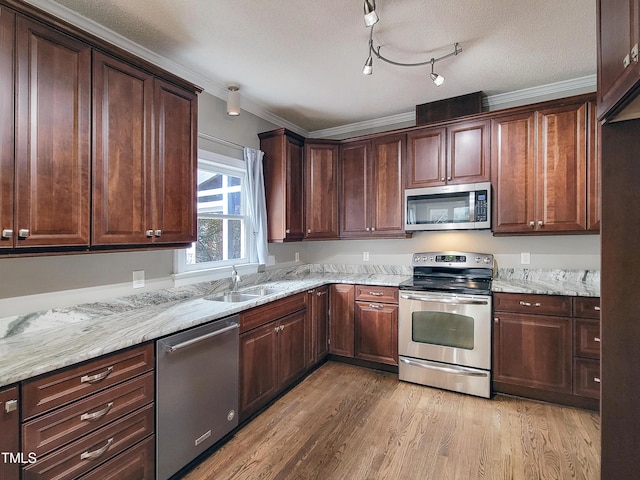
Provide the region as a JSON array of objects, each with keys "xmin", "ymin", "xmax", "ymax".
[
  {"xmin": 205, "ymin": 285, "xmax": 286, "ymax": 303},
  {"xmin": 240, "ymin": 285, "xmax": 286, "ymax": 296},
  {"xmin": 205, "ymin": 292, "xmax": 261, "ymax": 303}
]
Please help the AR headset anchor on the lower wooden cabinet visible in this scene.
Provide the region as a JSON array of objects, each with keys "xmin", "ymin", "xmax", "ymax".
[
  {"xmin": 0, "ymin": 385, "xmax": 19, "ymax": 480},
  {"xmin": 20, "ymin": 344, "xmax": 155, "ymax": 480},
  {"xmin": 330, "ymin": 284, "xmax": 399, "ymax": 367},
  {"xmin": 308, "ymin": 286, "xmax": 330, "ymax": 367},
  {"xmin": 329, "ymin": 284, "xmax": 355, "ymax": 357},
  {"xmin": 239, "ymin": 293, "xmax": 308, "ymax": 421},
  {"xmin": 354, "ymin": 286, "xmax": 398, "ymax": 366},
  {"xmin": 493, "ymin": 293, "xmax": 600, "ymax": 408}
]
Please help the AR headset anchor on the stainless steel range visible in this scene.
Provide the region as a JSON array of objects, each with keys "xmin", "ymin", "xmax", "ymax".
[{"xmin": 398, "ymin": 251, "xmax": 493, "ymax": 398}]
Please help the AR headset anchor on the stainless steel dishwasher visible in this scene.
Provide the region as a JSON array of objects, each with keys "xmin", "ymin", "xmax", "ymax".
[{"xmin": 156, "ymin": 315, "xmax": 239, "ymax": 480}]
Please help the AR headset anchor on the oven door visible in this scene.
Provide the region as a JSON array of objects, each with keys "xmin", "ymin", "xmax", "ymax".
[{"xmin": 398, "ymin": 290, "xmax": 491, "ymax": 370}]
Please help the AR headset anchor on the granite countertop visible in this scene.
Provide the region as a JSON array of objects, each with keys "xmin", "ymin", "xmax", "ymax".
[{"xmin": 0, "ymin": 264, "xmax": 600, "ymax": 388}]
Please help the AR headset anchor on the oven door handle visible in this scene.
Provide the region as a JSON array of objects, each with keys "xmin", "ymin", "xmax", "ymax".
[
  {"xmin": 400, "ymin": 293, "xmax": 489, "ymax": 305},
  {"xmin": 400, "ymin": 357, "xmax": 488, "ymax": 377}
]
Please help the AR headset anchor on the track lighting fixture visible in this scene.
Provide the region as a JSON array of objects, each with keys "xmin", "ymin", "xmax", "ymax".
[
  {"xmin": 361, "ymin": 1, "xmax": 462, "ymax": 85},
  {"xmin": 363, "ymin": 0, "xmax": 379, "ymax": 27},
  {"xmin": 226, "ymin": 85, "xmax": 240, "ymax": 116},
  {"xmin": 430, "ymin": 60, "xmax": 445, "ymax": 86}
]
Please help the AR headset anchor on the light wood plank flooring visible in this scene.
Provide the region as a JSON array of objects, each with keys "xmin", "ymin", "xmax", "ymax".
[{"xmin": 184, "ymin": 362, "xmax": 600, "ymax": 480}]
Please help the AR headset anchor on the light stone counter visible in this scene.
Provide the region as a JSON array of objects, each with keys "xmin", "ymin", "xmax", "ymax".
[
  {"xmin": 0, "ymin": 265, "xmax": 411, "ymax": 388},
  {"xmin": 0, "ymin": 264, "xmax": 600, "ymax": 388}
]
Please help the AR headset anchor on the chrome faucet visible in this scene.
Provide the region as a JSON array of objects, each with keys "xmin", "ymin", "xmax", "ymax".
[{"xmin": 231, "ymin": 265, "xmax": 241, "ymax": 292}]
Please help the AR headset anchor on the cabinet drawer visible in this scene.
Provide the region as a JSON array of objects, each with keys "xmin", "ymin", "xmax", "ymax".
[
  {"xmin": 572, "ymin": 297, "xmax": 601, "ymax": 319},
  {"xmin": 23, "ymin": 344, "xmax": 154, "ymax": 420},
  {"xmin": 573, "ymin": 358, "xmax": 601, "ymax": 399},
  {"xmin": 22, "ymin": 404, "xmax": 154, "ymax": 480},
  {"xmin": 574, "ymin": 319, "xmax": 601, "ymax": 359},
  {"xmin": 80, "ymin": 436, "xmax": 154, "ymax": 480},
  {"xmin": 493, "ymin": 293, "xmax": 571, "ymax": 316},
  {"xmin": 240, "ymin": 292, "xmax": 307, "ymax": 333},
  {"xmin": 23, "ymin": 373, "xmax": 154, "ymax": 457},
  {"xmin": 355, "ymin": 285, "xmax": 398, "ymax": 304}
]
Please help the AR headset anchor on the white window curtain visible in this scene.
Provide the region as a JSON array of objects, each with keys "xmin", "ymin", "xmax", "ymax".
[{"xmin": 244, "ymin": 147, "xmax": 268, "ymax": 265}]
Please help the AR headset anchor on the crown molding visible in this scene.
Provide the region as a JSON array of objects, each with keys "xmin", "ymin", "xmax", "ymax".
[
  {"xmin": 24, "ymin": 0, "xmax": 308, "ymax": 137},
  {"xmin": 22, "ymin": 1, "xmax": 595, "ymax": 140}
]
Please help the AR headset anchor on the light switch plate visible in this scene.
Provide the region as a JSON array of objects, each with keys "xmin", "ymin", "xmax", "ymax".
[
  {"xmin": 520, "ymin": 252, "xmax": 531, "ymax": 265},
  {"xmin": 133, "ymin": 270, "xmax": 145, "ymax": 288},
  {"xmin": 363, "ymin": 252, "xmax": 370, "ymax": 262}
]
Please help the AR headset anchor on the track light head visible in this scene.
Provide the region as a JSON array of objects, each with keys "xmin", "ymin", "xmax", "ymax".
[
  {"xmin": 226, "ymin": 85, "xmax": 240, "ymax": 116},
  {"xmin": 430, "ymin": 61, "xmax": 445, "ymax": 86},
  {"xmin": 363, "ymin": 55, "xmax": 373, "ymax": 75},
  {"xmin": 363, "ymin": 0, "xmax": 379, "ymax": 27}
]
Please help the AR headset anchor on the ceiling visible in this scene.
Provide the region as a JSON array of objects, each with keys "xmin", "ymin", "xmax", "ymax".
[{"xmin": 32, "ymin": 0, "xmax": 596, "ymax": 134}]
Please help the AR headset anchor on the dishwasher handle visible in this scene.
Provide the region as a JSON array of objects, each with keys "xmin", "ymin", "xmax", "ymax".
[{"xmin": 165, "ymin": 323, "xmax": 239, "ymax": 353}]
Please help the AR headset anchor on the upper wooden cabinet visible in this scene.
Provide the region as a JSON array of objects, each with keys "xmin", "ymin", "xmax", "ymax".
[
  {"xmin": 339, "ymin": 134, "xmax": 406, "ymax": 238},
  {"xmin": 492, "ymin": 99, "xmax": 596, "ymax": 234},
  {"xmin": 92, "ymin": 54, "xmax": 197, "ymax": 246},
  {"xmin": 304, "ymin": 141, "xmax": 339, "ymax": 239},
  {"xmin": 406, "ymin": 119, "xmax": 490, "ymax": 188},
  {"xmin": 0, "ymin": 2, "xmax": 200, "ymax": 255},
  {"xmin": 597, "ymin": 0, "xmax": 640, "ymax": 119},
  {"xmin": 0, "ymin": 6, "xmax": 14, "ymax": 251},
  {"xmin": 13, "ymin": 15, "xmax": 91, "ymax": 249},
  {"xmin": 260, "ymin": 129, "xmax": 305, "ymax": 242}
]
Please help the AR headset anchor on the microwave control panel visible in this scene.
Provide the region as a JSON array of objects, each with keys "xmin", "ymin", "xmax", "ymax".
[{"xmin": 475, "ymin": 192, "xmax": 488, "ymax": 222}]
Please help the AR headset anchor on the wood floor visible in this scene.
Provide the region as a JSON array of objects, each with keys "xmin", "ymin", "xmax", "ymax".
[{"xmin": 184, "ymin": 362, "xmax": 600, "ymax": 480}]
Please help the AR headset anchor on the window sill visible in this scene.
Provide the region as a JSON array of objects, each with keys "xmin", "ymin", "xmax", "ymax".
[{"xmin": 172, "ymin": 263, "xmax": 260, "ymax": 287}]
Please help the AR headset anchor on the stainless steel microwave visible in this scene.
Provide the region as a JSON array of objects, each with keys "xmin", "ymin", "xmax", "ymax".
[{"xmin": 404, "ymin": 182, "xmax": 491, "ymax": 231}]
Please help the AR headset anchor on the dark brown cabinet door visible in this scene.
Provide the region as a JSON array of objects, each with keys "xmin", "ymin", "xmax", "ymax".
[
  {"xmin": 239, "ymin": 322, "xmax": 278, "ymax": 420},
  {"xmin": 371, "ymin": 134, "xmax": 404, "ymax": 235},
  {"xmin": 491, "ymin": 112, "xmax": 537, "ymax": 233},
  {"xmin": 587, "ymin": 113, "xmax": 601, "ymax": 231},
  {"xmin": 92, "ymin": 52, "xmax": 154, "ymax": 245},
  {"xmin": 0, "ymin": 386, "xmax": 19, "ymax": 480},
  {"xmin": 329, "ymin": 284, "xmax": 355, "ymax": 357},
  {"xmin": 493, "ymin": 312, "xmax": 572, "ymax": 394},
  {"xmin": 405, "ymin": 127, "xmax": 446, "ymax": 188},
  {"xmin": 14, "ymin": 16, "xmax": 90, "ymax": 248},
  {"xmin": 354, "ymin": 301, "xmax": 398, "ymax": 365},
  {"xmin": 260, "ymin": 129, "xmax": 305, "ymax": 242},
  {"xmin": 0, "ymin": 6, "xmax": 14, "ymax": 251},
  {"xmin": 536, "ymin": 103, "xmax": 588, "ymax": 232},
  {"xmin": 597, "ymin": 0, "xmax": 640, "ymax": 118},
  {"xmin": 277, "ymin": 310, "xmax": 307, "ymax": 390},
  {"xmin": 447, "ymin": 119, "xmax": 490, "ymax": 185},
  {"xmin": 153, "ymin": 79, "xmax": 198, "ymax": 244},
  {"xmin": 304, "ymin": 142, "xmax": 339, "ymax": 239},
  {"xmin": 339, "ymin": 141, "xmax": 370, "ymax": 237},
  {"xmin": 310, "ymin": 286, "xmax": 330, "ymax": 364}
]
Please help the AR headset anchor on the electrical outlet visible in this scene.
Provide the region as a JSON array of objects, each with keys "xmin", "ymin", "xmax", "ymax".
[
  {"xmin": 520, "ymin": 252, "xmax": 531, "ymax": 265},
  {"xmin": 295, "ymin": 251, "xmax": 300, "ymax": 262},
  {"xmin": 132, "ymin": 270, "xmax": 145, "ymax": 289},
  {"xmin": 363, "ymin": 252, "xmax": 370, "ymax": 262},
  {"xmin": 267, "ymin": 255, "xmax": 276, "ymax": 266}
]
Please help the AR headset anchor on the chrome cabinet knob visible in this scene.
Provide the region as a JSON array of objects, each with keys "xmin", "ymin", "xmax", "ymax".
[
  {"xmin": 285, "ymin": 229, "xmax": 290, "ymax": 234},
  {"xmin": 441, "ymin": 177, "xmax": 445, "ymax": 182},
  {"xmin": 145, "ymin": 230, "xmax": 154, "ymax": 237},
  {"xmin": 538, "ymin": 220, "xmax": 544, "ymax": 226},
  {"xmin": 529, "ymin": 221, "xmax": 535, "ymax": 227},
  {"xmin": 1, "ymin": 229, "xmax": 12, "ymax": 239},
  {"xmin": 154, "ymin": 230, "xmax": 162, "ymax": 237},
  {"xmin": 447, "ymin": 176, "xmax": 452, "ymax": 181},
  {"xmin": 307, "ymin": 229, "xmax": 311, "ymax": 234},
  {"xmin": 18, "ymin": 229, "xmax": 29, "ymax": 238}
]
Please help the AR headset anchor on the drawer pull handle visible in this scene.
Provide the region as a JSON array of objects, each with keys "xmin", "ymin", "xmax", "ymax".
[
  {"xmin": 594, "ymin": 306, "xmax": 601, "ymax": 311},
  {"xmin": 594, "ymin": 337, "xmax": 601, "ymax": 343},
  {"xmin": 81, "ymin": 366, "xmax": 114, "ymax": 384},
  {"xmin": 519, "ymin": 301, "xmax": 541, "ymax": 307},
  {"xmin": 80, "ymin": 437, "xmax": 114, "ymax": 461},
  {"xmin": 369, "ymin": 291, "xmax": 384, "ymax": 296},
  {"xmin": 80, "ymin": 402, "xmax": 114, "ymax": 422},
  {"xmin": 368, "ymin": 303, "xmax": 384, "ymax": 309},
  {"xmin": 594, "ymin": 377, "xmax": 601, "ymax": 383},
  {"xmin": 317, "ymin": 290, "xmax": 328, "ymax": 296}
]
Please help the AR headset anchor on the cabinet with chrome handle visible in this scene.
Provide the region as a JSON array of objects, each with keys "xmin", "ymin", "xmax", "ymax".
[{"xmin": 354, "ymin": 285, "xmax": 399, "ymax": 366}]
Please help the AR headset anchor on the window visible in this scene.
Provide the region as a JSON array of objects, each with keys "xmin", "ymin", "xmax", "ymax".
[{"xmin": 176, "ymin": 151, "xmax": 254, "ymax": 274}]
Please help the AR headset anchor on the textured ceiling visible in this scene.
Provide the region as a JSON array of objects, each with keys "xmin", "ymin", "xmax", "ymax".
[{"xmin": 45, "ymin": 0, "xmax": 596, "ymax": 132}]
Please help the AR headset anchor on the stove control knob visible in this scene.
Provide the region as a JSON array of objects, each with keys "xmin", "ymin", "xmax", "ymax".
[
  {"xmin": 423, "ymin": 256, "xmax": 428, "ymax": 261},
  {"xmin": 483, "ymin": 256, "xmax": 492, "ymax": 264},
  {"xmin": 475, "ymin": 256, "xmax": 481, "ymax": 263},
  {"xmin": 414, "ymin": 256, "xmax": 420, "ymax": 262}
]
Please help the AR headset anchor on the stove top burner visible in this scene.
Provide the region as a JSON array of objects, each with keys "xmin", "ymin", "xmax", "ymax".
[{"xmin": 401, "ymin": 251, "xmax": 494, "ymax": 295}]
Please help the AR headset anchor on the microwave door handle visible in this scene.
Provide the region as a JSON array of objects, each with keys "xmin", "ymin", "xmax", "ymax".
[
  {"xmin": 469, "ymin": 191, "xmax": 476, "ymax": 222},
  {"xmin": 400, "ymin": 293, "xmax": 489, "ymax": 306}
]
